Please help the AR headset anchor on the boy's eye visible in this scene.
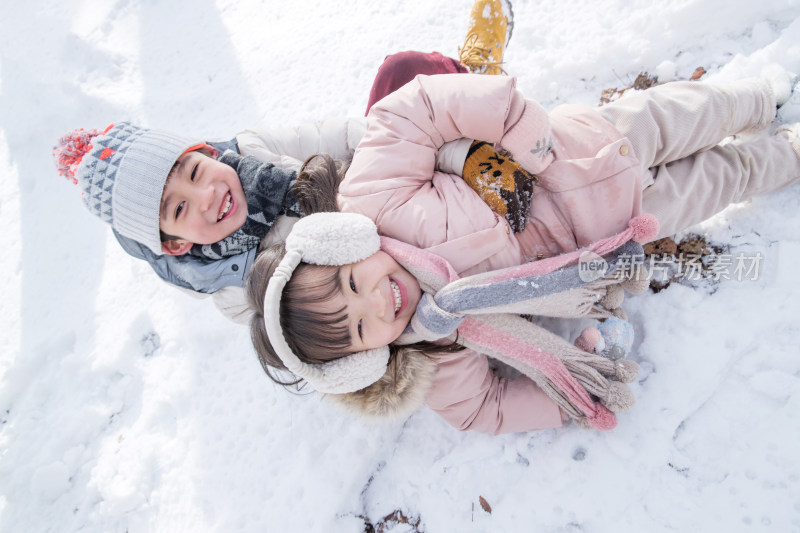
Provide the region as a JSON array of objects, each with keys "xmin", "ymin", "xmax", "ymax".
[
  {"xmin": 357, "ymin": 320, "xmax": 363, "ymax": 340},
  {"xmin": 190, "ymin": 164, "xmax": 198, "ymax": 181},
  {"xmin": 349, "ymin": 276, "xmax": 357, "ymax": 293},
  {"xmin": 175, "ymin": 201, "xmax": 185, "ymax": 218}
]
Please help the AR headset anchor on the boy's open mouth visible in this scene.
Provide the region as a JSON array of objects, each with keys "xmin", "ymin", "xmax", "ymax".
[{"xmin": 217, "ymin": 192, "xmax": 233, "ymax": 221}]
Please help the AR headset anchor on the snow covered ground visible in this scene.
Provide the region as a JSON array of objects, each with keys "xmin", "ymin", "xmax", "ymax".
[{"xmin": 2, "ymin": 0, "xmax": 800, "ymax": 531}]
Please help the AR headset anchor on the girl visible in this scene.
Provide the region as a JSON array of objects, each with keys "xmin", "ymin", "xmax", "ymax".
[{"xmin": 248, "ymin": 71, "xmax": 800, "ymax": 435}]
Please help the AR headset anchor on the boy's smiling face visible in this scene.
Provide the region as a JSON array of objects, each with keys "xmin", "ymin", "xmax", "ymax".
[{"xmin": 159, "ymin": 148, "xmax": 247, "ymax": 255}]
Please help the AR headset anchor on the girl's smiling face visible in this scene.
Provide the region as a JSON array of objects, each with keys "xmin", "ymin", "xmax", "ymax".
[{"xmin": 303, "ymin": 251, "xmax": 422, "ymax": 352}]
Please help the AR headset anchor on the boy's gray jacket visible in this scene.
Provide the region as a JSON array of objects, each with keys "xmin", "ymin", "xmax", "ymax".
[{"xmin": 114, "ymin": 230, "xmax": 256, "ymax": 293}]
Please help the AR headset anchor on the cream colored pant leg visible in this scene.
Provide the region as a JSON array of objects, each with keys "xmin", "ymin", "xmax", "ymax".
[
  {"xmin": 598, "ymin": 79, "xmax": 800, "ymax": 239},
  {"xmin": 640, "ymin": 133, "xmax": 800, "ymax": 239}
]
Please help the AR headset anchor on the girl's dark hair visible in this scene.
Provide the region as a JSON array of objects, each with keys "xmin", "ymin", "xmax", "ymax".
[
  {"xmin": 247, "ymin": 244, "xmax": 354, "ymax": 386},
  {"xmin": 293, "ymin": 153, "xmax": 347, "ymax": 215},
  {"xmin": 246, "ymin": 154, "xmax": 461, "ymax": 390}
]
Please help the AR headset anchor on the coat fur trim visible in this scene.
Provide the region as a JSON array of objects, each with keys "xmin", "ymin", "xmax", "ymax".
[{"xmin": 324, "ymin": 348, "xmax": 438, "ymax": 420}]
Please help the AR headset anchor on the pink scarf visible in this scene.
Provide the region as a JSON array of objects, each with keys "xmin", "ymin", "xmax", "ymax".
[{"xmin": 381, "ymin": 214, "xmax": 658, "ymax": 430}]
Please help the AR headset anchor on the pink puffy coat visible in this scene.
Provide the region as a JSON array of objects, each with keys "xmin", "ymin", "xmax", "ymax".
[{"xmin": 339, "ymin": 74, "xmax": 643, "ymax": 434}]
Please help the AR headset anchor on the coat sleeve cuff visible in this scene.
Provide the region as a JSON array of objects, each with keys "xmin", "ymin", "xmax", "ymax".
[
  {"xmin": 435, "ymin": 137, "xmax": 474, "ymax": 176},
  {"xmin": 499, "ymin": 99, "xmax": 555, "ymax": 174}
]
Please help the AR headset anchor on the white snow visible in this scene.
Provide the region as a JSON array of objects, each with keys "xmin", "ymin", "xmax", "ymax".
[{"xmin": 2, "ymin": 0, "xmax": 800, "ymax": 531}]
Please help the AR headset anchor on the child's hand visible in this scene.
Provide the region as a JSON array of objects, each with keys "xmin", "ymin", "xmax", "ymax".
[{"xmin": 462, "ymin": 141, "xmax": 537, "ymax": 232}]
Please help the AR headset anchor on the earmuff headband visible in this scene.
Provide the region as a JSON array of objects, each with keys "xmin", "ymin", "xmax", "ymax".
[{"xmin": 263, "ymin": 212, "xmax": 391, "ymax": 394}]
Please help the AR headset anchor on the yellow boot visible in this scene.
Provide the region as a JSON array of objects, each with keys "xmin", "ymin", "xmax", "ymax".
[{"xmin": 458, "ymin": 0, "xmax": 514, "ymax": 75}]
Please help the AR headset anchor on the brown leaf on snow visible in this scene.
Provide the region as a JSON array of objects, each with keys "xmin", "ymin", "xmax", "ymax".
[
  {"xmin": 600, "ymin": 87, "xmax": 621, "ymax": 105},
  {"xmin": 632, "ymin": 72, "xmax": 659, "ymax": 90},
  {"xmin": 643, "ymin": 237, "xmax": 678, "ymax": 256},
  {"xmin": 600, "ymin": 67, "xmax": 706, "ymax": 106},
  {"xmin": 600, "ymin": 72, "xmax": 659, "ymax": 105},
  {"xmin": 479, "ymin": 496, "xmax": 492, "ymax": 514},
  {"xmin": 644, "ymin": 233, "xmax": 729, "ymax": 293},
  {"xmin": 689, "ymin": 66, "xmax": 707, "ymax": 80}
]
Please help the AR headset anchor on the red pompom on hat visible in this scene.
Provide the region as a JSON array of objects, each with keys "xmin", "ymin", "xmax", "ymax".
[
  {"xmin": 52, "ymin": 126, "xmax": 105, "ymax": 184},
  {"xmin": 51, "ymin": 122, "xmax": 202, "ymax": 254}
]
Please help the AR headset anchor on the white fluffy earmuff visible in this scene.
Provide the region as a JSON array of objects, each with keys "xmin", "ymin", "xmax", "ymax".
[{"xmin": 263, "ymin": 212, "xmax": 391, "ymax": 394}]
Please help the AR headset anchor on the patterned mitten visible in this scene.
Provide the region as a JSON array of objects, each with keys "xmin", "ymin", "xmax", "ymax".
[{"xmin": 462, "ymin": 140, "xmax": 537, "ymax": 232}]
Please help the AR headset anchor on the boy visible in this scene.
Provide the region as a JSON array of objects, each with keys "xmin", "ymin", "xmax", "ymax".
[{"xmin": 52, "ymin": 0, "xmax": 520, "ymax": 324}]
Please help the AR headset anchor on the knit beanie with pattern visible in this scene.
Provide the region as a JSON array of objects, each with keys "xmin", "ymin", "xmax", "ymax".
[{"xmin": 53, "ymin": 122, "xmax": 204, "ymax": 255}]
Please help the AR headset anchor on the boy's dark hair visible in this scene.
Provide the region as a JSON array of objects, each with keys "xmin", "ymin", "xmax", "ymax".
[{"xmin": 160, "ymin": 231, "xmax": 181, "ymax": 242}]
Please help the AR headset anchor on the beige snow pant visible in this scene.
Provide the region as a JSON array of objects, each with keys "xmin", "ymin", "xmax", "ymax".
[{"xmin": 598, "ymin": 79, "xmax": 800, "ymax": 240}]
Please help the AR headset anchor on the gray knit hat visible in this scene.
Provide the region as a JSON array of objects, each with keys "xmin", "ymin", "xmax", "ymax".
[{"xmin": 53, "ymin": 122, "xmax": 204, "ymax": 255}]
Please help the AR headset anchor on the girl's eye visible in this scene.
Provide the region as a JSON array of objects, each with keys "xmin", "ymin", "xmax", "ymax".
[
  {"xmin": 190, "ymin": 164, "xmax": 198, "ymax": 181},
  {"xmin": 357, "ymin": 320, "xmax": 363, "ymax": 340},
  {"xmin": 175, "ymin": 201, "xmax": 185, "ymax": 218},
  {"xmin": 349, "ymin": 276, "xmax": 357, "ymax": 293}
]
